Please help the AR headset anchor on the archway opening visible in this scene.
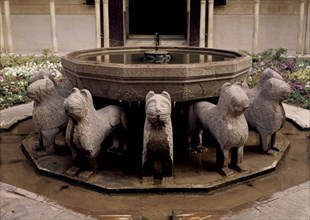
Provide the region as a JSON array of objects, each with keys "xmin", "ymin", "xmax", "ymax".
[{"xmin": 129, "ymin": 0, "xmax": 187, "ymax": 36}]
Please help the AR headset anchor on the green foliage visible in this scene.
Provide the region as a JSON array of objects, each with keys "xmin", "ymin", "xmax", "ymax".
[
  {"xmin": 242, "ymin": 48, "xmax": 310, "ymax": 109},
  {"xmin": 0, "ymin": 49, "xmax": 62, "ymax": 109},
  {"xmin": 242, "ymin": 48, "xmax": 288, "ymax": 71},
  {"xmin": 287, "ymin": 91, "xmax": 310, "ymax": 109},
  {"xmin": 0, "ymin": 54, "xmax": 35, "ymax": 69}
]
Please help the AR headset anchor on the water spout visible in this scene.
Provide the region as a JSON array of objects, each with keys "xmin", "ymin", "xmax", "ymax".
[{"xmin": 155, "ymin": 32, "xmax": 159, "ymax": 51}]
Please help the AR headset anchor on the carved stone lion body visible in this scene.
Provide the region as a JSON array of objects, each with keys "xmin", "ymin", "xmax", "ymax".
[
  {"xmin": 142, "ymin": 91, "xmax": 173, "ymax": 184},
  {"xmin": 187, "ymin": 82, "xmax": 250, "ymax": 176},
  {"xmin": 26, "ymin": 76, "xmax": 68, "ymax": 155},
  {"xmin": 245, "ymin": 78, "xmax": 291, "ymax": 154},
  {"xmin": 64, "ymin": 88, "xmax": 127, "ymax": 171}
]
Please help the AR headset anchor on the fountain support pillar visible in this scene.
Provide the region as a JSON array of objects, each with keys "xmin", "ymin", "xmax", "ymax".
[
  {"xmin": 49, "ymin": 0, "xmax": 58, "ymax": 54},
  {"xmin": 103, "ymin": 0, "xmax": 110, "ymax": 48},
  {"xmin": 297, "ymin": 0, "xmax": 306, "ymax": 54},
  {"xmin": 207, "ymin": 0, "xmax": 214, "ymax": 48},
  {"xmin": 0, "ymin": 2, "xmax": 5, "ymax": 54},
  {"xmin": 252, "ymin": 0, "xmax": 260, "ymax": 54},
  {"xmin": 95, "ymin": 0, "xmax": 101, "ymax": 48},
  {"xmin": 199, "ymin": 0, "xmax": 206, "ymax": 48},
  {"xmin": 186, "ymin": 0, "xmax": 191, "ymax": 45},
  {"xmin": 3, "ymin": 0, "xmax": 13, "ymax": 54},
  {"xmin": 103, "ymin": 0, "xmax": 110, "ymax": 62},
  {"xmin": 305, "ymin": 0, "xmax": 310, "ymax": 54}
]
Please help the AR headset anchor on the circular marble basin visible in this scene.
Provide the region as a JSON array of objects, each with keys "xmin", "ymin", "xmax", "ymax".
[{"xmin": 61, "ymin": 46, "xmax": 252, "ymax": 102}]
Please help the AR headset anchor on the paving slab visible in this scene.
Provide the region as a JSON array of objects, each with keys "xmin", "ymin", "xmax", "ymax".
[
  {"xmin": 0, "ymin": 182, "xmax": 95, "ymax": 220},
  {"xmin": 223, "ymin": 181, "xmax": 310, "ymax": 220},
  {"xmin": 283, "ymin": 103, "xmax": 310, "ymax": 130},
  {"xmin": 0, "ymin": 102, "xmax": 33, "ymax": 130},
  {"xmin": 172, "ymin": 181, "xmax": 310, "ymax": 220}
]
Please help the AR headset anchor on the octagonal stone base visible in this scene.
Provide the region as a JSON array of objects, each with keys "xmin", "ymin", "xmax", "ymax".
[{"xmin": 22, "ymin": 131, "xmax": 289, "ymax": 193}]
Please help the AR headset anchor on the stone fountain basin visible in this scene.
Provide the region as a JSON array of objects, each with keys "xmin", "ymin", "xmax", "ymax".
[{"xmin": 61, "ymin": 46, "xmax": 252, "ymax": 102}]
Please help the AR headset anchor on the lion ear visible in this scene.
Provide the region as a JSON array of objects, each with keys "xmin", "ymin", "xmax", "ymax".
[
  {"xmin": 221, "ymin": 82, "xmax": 231, "ymax": 92},
  {"xmin": 161, "ymin": 91, "xmax": 171, "ymax": 101},
  {"xmin": 145, "ymin": 91, "xmax": 155, "ymax": 100},
  {"xmin": 80, "ymin": 89, "xmax": 93, "ymax": 102},
  {"xmin": 70, "ymin": 87, "xmax": 80, "ymax": 94},
  {"xmin": 44, "ymin": 76, "xmax": 53, "ymax": 88},
  {"xmin": 234, "ymin": 82, "xmax": 242, "ymax": 87}
]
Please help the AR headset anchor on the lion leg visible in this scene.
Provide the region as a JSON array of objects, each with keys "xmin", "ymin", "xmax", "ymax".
[
  {"xmin": 196, "ymin": 130, "xmax": 208, "ymax": 153},
  {"xmin": 36, "ymin": 128, "xmax": 58, "ymax": 156},
  {"xmin": 230, "ymin": 147, "xmax": 247, "ymax": 172},
  {"xmin": 33, "ymin": 131, "xmax": 44, "ymax": 151},
  {"xmin": 65, "ymin": 149, "xmax": 83, "ymax": 177},
  {"xmin": 142, "ymin": 151, "xmax": 155, "ymax": 184},
  {"xmin": 216, "ymin": 147, "xmax": 234, "ymax": 176},
  {"xmin": 270, "ymin": 133, "xmax": 280, "ymax": 152},
  {"xmin": 260, "ymin": 132, "xmax": 276, "ymax": 154},
  {"xmin": 161, "ymin": 152, "xmax": 173, "ymax": 184}
]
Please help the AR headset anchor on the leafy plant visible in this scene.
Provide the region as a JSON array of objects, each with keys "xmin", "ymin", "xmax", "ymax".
[
  {"xmin": 0, "ymin": 49, "xmax": 62, "ymax": 109},
  {"xmin": 242, "ymin": 48, "xmax": 310, "ymax": 109}
]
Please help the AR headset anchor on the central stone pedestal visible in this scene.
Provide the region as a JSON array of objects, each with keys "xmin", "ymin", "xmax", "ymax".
[
  {"xmin": 21, "ymin": 131, "xmax": 289, "ymax": 193},
  {"xmin": 144, "ymin": 50, "xmax": 172, "ymax": 63}
]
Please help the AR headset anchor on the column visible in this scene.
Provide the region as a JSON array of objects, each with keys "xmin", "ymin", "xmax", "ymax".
[
  {"xmin": 126, "ymin": 0, "xmax": 129, "ymax": 38},
  {"xmin": 4, "ymin": 0, "xmax": 13, "ymax": 54},
  {"xmin": 199, "ymin": 0, "xmax": 206, "ymax": 48},
  {"xmin": 297, "ymin": 0, "xmax": 306, "ymax": 54},
  {"xmin": 95, "ymin": 0, "xmax": 101, "ymax": 48},
  {"xmin": 0, "ymin": 2, "xmax": 5, "ymax": 53},
  {"xmin": 305, "ymin": 0, "xmax": 310, "ymax": 54},
  {"xmin": 123, "ymin": 0, "xmax": 126, "ymax": 43},
  {"xmin": 207, "ymin": 0, "xmax": 214, "ymax": 48},
  {"xmin": 187, "ymin": 0, "xmax": 191, "ymax": 45},
  {"xmin": 103, "ymin": 0, "xmax": 110, "ymax": 48},
  {"xmin": 50, "ymin": 0, "xmax": 58, "ymax": 54},
  {"xmin": 252, "ymin": 0, "xmax": 260, "ymax": 54}
]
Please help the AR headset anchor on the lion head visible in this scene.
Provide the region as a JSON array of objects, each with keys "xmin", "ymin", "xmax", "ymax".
[
  {"xmin": 259, "ymin": 68, "xmax": 284, "ymax": 86},
  {"xmin": 219, "ymin": 82, "xmax": 250, "ymax": 116},
  {"xmin": 26, "ymin": 76, "xmax": 57, "ymax": 103},
  {"xmin": 145, "ymin": 91, "xmax": 171, "ymax": 125},
  {"xmin": 262, "ymin": 78, "xmax": 291, "ymax": 101},
  {"xmin": 63, "ymin": 88, "xmax": 94, "ymax": 122}
]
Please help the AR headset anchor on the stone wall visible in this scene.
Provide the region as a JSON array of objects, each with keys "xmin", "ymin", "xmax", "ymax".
[
  {"xmin": 213, "ymin": 0, "xmax": 302, "ymax": 55},
  {"xmin": 3, "ymin": 0, "xmax": 96, "ymax": 54},
  {"xmin": 2, "ymin": 0, "xmax": 309, "ymax": 55}
]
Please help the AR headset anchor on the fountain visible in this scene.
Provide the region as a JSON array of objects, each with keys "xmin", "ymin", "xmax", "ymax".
[
  {"xmin": 60, "ymin": 46, "xmax": 251, "ymax": 102},
  {"xmin": 143, "ymin": 33, "xmax": 172, "ymax": 63},
  {"xmin": 21, "ymin": 45, "xmax": 290, "ymax": 192}
]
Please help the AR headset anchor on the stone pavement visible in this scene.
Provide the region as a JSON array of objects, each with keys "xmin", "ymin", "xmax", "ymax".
[
  {"xmin": 0, "ymin": 182, "xmax": 95, "ymax": 220},
  {"xmin": 223, "ymin": 181, "xmax": 310, "ymax": 220},
  {"xmin": 0, "ymin": 102, "xmax": 33, "ymax": 130},
  {"xmin": 284, "ymin": 103, "xmax": 310, "ymax": 130},
  {"xmin": 1, "ymin": 181, "xmax": 309, "ymax": 220},
  {"xmin": 173, "ymin": 181, "xmax": 310, "ymax": 220}
]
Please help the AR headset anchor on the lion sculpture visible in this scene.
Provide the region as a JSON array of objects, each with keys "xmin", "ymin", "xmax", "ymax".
[
  {"xmin": 187, "ymin": 82, "xmax": 250, "ymax": 176},
  {"xmin": 64, "ymin": 88, "xmax": 128, "ymax": 173},
  {"xmin": 242, "ymin": 68, "xmax": 284, "ymax": 102},
  {"xmin": 244, "ymin": 78, "xmax": 291, "ymax": 154},
  {"xmin": 142, "ymin": 91, "xmax": 173, "ymax": 184},
  {"xmin": 26, "ymin": 76, "xmax": 68, "ymax": 156},
  {"xmin": 29, "ymin": 68, "xmax": 72, "ymax": 98}
]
